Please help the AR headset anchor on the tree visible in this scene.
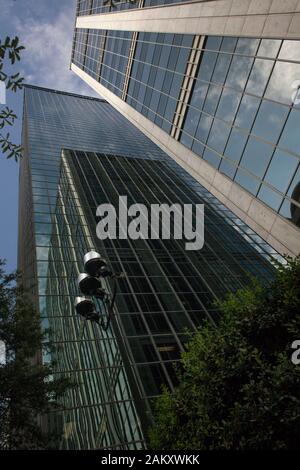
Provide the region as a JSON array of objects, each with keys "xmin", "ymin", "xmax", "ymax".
[
  {"xmin": 0, "ymin": 36, "xmax": 25, "ymax": 161},
  {"xmin": 149, "ymin": 256, "xmax": 300, "ymax": 450},
  {"xmin": 0, "ymin": 260, "xmax": 72, "ymax": 449}
]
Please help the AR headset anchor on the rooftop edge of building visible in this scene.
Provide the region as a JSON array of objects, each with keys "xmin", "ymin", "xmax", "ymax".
[{"xmin": 23, "ymin": 83, "xmax": 107, "ymax": 103}]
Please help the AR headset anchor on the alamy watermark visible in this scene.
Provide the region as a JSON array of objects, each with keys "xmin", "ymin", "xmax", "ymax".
[
  {"xmin": 96, "ymin": 196, "xmax": 204, "ymax": 251},
  {"xmin": 291, "ymin": 340, "xmax": 300, "ymax": 365},
  {"xmin": 0, "ymin": 81, "xmax": 6, "ymax": 105}
]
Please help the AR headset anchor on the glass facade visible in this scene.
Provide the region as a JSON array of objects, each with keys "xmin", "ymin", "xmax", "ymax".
[
  {"xmin": 76, "ymin": 0, "xmax": 190, "ymax": 16},
  {"xmin": 72, "ymin": 25, "xmax": 300, "ymax": 231},
  {"xmin": 19, "ymin": 85, "xmax": 281, "ymax": 449}
]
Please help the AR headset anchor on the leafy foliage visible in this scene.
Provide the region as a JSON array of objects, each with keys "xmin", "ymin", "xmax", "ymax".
[
  {"xmin": 0, "ymin": 36, "xmax": 25, "ymax": 161},
  {"xmin": 149, "ymin": 256, "xmax": 300, "ymax": 450},
  {"xmin": 0, "ymin": 260, "xmax": 73, "ymax": 449}
]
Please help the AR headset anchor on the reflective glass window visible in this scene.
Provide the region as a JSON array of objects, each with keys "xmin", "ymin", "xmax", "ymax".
[
  {"xmin": 258, "ymin": 39, "xmax": 281, "ymax": 58},
  {"xmin": 287, "ymin": 165, "xmax": 300, "ymax": 199},
  {"xmin": 279, "ymin": 40, "xmax": 300, "ymax": 62},
  {"xmin": 207, "ymin": 119, "xmax": 231, "ymax": 154},
  {"xmin": 235, "ymin": 169, "xmax": 260, "ymax": 195},
  {"xmin": 240, "ymin": 137, "xmax": 274, "ymax": 177},
  {"xmin": 190, "ymin": 81, "xmax": 208, "ymax": 108},
  {"xmin": 226, "ymin": 56, "xmax": 253, "ymax": 91},
  {"xmin": 216, "ymin": 88, "xmax": 242, "ymax": 123},
  {"xmin": 236, "ymin": 38, "xmax": 259, "ymax": 55},
  {"xmin": 258, "ymin": 185, "xmax": 283, "ymax": 211},
  {"xmin": 266, "ymin": 62, "xmax": 300, "ymax": 105},
  {"xmin": 211, "ymin": 53, "xmax": 232, "ymax": 84},
  {"xmin": 264, "ymin": 149, "xmax": 299, "ymax": 193},
  {"xmin": 279, "ymin": 109, "xmax": 300, "ymax": 155},
  {"xmin": 195, "ymin": 113, "xmax": 213, "ymax": 143},
  {"xmin": 246, "ymin": 58, "xmax": 274, "ymax": 96},
  {"xmin": 219, "ymin": 158, "xmax": 237, "ymax": 178},
  {"xmin": 197, "ymin": 52, "xmax": 218, "ymax": 81},
  {"xmin": 235, "ymin": 94, "xmax": 261, "ymax": 130},
  {"xmin": 206, "ymin": 36, "xmax": 222, "ymax": 50},
  {"xmin": 183, "ymin": 107, "xmax": 200, "ymax": 137},
  {"xmin": 203, "ymin": 84, "xmax": 222, "ymax": 114},
  {"xmin": 203, "ymin": 148, "xmax": 221, "ymax": 168},
  {"xmin": 252, "ymin": 101, "xmax": 289, "ymax": 144},
  {"xmin": 224, "ymin": 128, "xmax": 248, "ymax": 162},
  {"xmin": 220, "ymin": 37, "xmax": 237, "ymax": 52}
]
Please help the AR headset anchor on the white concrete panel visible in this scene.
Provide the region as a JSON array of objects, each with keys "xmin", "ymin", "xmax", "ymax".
[{"xmin": 76, "ymin": 1, "xmax": 300, "ymax": 39}]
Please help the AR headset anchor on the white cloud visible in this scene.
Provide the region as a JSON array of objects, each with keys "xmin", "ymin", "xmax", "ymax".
[{"xmin": 13, "ymin": 8, "xmax": 98, "ymax": 97}]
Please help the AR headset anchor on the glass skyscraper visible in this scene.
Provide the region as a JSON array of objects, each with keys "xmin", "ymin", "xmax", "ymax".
[
  {"xmin": 71, "ymin": 0, "xmax": 300, "ymax": 258},
  {"xmin": 19, "ymin": 84, "xmax": 280, "ymax": 449}
]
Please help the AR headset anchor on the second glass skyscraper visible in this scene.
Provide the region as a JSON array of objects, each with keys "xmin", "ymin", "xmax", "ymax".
[{"xmin": 19, "ymin": 84, "xmax": 280, "ymax": 449}]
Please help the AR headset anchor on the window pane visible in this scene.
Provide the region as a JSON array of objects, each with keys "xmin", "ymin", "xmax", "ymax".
[
  {"xmin": 287, "ymin": 166, "xmax": 300, "ymax": 199},
  {"xmin": 207, "ymin": 119, "xmax": 231, "ymax": 153},
  {"xmin": 258, "ymin": 39, "xmax": 281, "ymax": 58},
  {"xmin": 279, "ymin": 40, "xmax": 300, "ymax": 62},
  {"xmin": 180, "ymin": 131, "xmax": 193, "ymax": 149},
  {"xmin": 252, "ymin": 101, "xmax": 289, "ymax": 143},
  {"xmin": 265, "ymin": 149, "xmax": 299, "ymax": 193},
  {"xmin": 236, "ymin": 37, "xmax": 259, "ymax": 55},
  {"xmin": 258, "ymin": 185, "xmax": 283, "ymax": 211},
  {"xmin": 240, "ymin": 137, "xmax": 274, "ymax": 177},
  {"xmin": 220, "ymin": 37, "xmax": 237, "ymax": 52},
  {"xmin": 226, "ymin": 56, "xmax": 253, "ymax": 91},
  {"xmin": 206, "ymin": 36, "xmax": 223, "ymax": 50},
  {"xmin": 197, "ymin": 52, "xmax": 218, "ymax": 81},
  {"xmin": 235, "ymin": 95, "xmax": 261, "ymax": 130},
  {"xmin": 195, "ymin": 113, "xmax": 213, "ymax": 143},
  {"xmin": 279, "ymin": 109, "xmax": 300, "ymax": 155},
  {"xmin": 224, "ymin": 128, "xmax": 248, "ymax": 162},
  {"xmin": 183, "ymin": 107, "xmax": 200, "ymax": 137},
  {"xmin": 246, "ymin": 59, "xmax": 274, "ymax": 96},
  {"xmin": 216, "ymin": 88, "xmax": 242, "ymax": 123},
  {"xmin": 211, "ymin": 53, "xmax": 232, "ymax": 84},
  {"xmin": 203, "ymin": 148, "xmax": 221, "ymax": 168},
  {"xmin": 235, "ymin": 169, "xmax": 260, "ymax": 195},
  {"xmin": 219, "ymin": 158, "xmax": 237, "ymax": 178},
  {"xmin": 192, "ymin": 140, "xmax": 205, "ymax": 157},
  {"xmin": 266, "ymin": 62, "xmax": 300, "ymax": 105},
  {"xmin": 190, "ymin": 81, "xmax": 209, "ymax": 109},
  {"xmin": 203, "ymin": 84, "xmax": 222, "ymax": 114}
]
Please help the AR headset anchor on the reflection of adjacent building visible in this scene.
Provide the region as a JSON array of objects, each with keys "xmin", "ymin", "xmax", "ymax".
[
  {"xmin": 19, "ymin": 85, "xmax": 282, "ymax": 449},
  {"xmin": 71, "ymin": 0, "xmax": 300, "ymax": 257},
  {"xmin": 291, "ymin": 181, "xmax": 300, "ymax": 227}
]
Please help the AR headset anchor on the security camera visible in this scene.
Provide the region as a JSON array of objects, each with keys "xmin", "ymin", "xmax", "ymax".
[
  {"xmin": 98, "ymin": 265, "xmax": 113, "ymax": 278},
  {"xmin": 74, "ymin": 296, "xmax": 99, "ymax": 322},
  {"xmin": 77, "ymin": 273, "xmax": 104, "ymax": 296},
  {"xmin": 84, "ymin": 251, "xmax": 107, "ymax": 277}
]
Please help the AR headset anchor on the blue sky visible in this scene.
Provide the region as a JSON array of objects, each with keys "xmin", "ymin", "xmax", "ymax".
[{"xmin": 0, "ymin": 0, "xmax": 97, "ymax": 273}]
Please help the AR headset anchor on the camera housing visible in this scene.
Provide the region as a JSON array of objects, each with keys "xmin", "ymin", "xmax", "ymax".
[
  {"xmin": 77, "ymin": 273, "xmax": 103, "ymax": 296},
  {"xmin": 84, "ymin": 251, "xmax": 107, "ymax": 277},
  {"xmin": 74, "ymin": 296, "xmax": 99, "ymax": 321}
]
